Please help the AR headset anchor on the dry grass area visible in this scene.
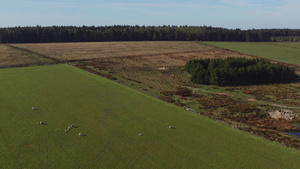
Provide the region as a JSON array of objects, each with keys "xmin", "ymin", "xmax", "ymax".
[
  {"xmin": 0, "ymin": 44, "xmax": 53, "ymax": 67},
  {"xmin": 248, "ymin": 118, "xmax": 299, "ymax": 132},
  {"xmin": 239, "ymin": 84, "xmax": 300, "ymax": 106},
  {"xmin": 11, "ymin": 41, "xmax": 252, "ymax": 61},
  {"xmin": 73, "ymin": 42, "xmax": 253, "ymax": 93}
]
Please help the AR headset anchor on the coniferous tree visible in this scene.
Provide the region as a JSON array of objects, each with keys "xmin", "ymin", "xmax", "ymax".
[{"xmin": 185, "ymin": 57, "xmax": 296, "ymax": 86}]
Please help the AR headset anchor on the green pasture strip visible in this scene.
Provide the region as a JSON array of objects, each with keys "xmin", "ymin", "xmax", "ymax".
[
  {"xmin": 204, "ymin": 42, "xmax": 300, "ymax": 66},
  {"xmin": 271, "ymin": 42, "xmax": 300, "ymax": 49},
  {"xmin": 0, "ymin": 64, "xmax": 300, "ymax": 169}
]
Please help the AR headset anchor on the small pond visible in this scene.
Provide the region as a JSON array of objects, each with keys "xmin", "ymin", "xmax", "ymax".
[{"xmin": 287, "ymin": 125, "xmax": 300, "ymax": 139}]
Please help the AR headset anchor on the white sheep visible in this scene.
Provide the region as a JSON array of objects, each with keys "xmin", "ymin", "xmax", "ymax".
[
  {"xmin": 79, "ymin": 133, "xmax": 84, "ymax": 136},
  {"xmin": 169, "ymin": 126, "xmax": 173, "ymax": 129}
]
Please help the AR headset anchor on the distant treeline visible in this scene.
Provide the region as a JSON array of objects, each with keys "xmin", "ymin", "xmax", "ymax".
[
  {"xmin": 185, "ymin": 58, "xmax": 296, "ymax": 86},
  {"xmin": 0, "ymin": 25, "xmax": 300, "ymax": 43}
]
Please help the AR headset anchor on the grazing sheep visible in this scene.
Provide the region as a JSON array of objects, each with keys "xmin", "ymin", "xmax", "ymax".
[
  {"xmin": 32, "ymin": 107, "xmax": 38, "ymax": 110},
  {"xmin": 71, "ymin": 124, "xmax": 74, "ymax": 127},
  {"xmin": 169, "ymin": 126, "xmax": 173, "ymax": 129},
  {"xmin": 139, "ymin": 133, "xmax": 143, "ymax": 136},
  {"xmin": 39, "ymin": 121, "xmax": 45, "ymax": 125},
  {"xmin": 79, "ymin": 133, "xmax": 84, "ymax": 136}
]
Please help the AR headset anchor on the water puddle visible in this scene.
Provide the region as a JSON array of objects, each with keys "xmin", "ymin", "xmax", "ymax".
[{"xmin": 287, "ymin": 125, "xmax": 300, "ymax": 139}]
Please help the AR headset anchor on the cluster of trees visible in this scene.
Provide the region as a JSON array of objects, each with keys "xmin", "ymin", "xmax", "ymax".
[
  {"xmin": 185, "ymin": 58, "xmax": 296, "ymax": 86},
  {"xmin": 0, "ymin": 25, "xmax": 300, "ymax": 43}
]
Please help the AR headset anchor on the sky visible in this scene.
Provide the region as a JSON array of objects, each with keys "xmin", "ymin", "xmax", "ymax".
[{"xmin": 0, "ymin": 0, "xmax": 299, "ymax": 29}]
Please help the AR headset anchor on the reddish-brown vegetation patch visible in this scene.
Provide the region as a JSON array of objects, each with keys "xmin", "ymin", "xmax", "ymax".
[
  {"xmin": 226, "ymin": 103, "xmax": 260, "ymax": 114},
  {"xmin": 240, "ymin": 127, "xmax": 300, "ymax": 150},
  {"xmin": 173, "ymin": 102, "xmax": 186, "ymax": 107},
  {"xmin": 248, "ymin": 118, "xmax": 299, "ymax": 132},
  {"xmin": 241, "ymin": 84, "xmax": 300, "ymax": 105},
  {"xmin": 158, "ymin": 96, "xmax": 175, "ymax": 103},
  {"xmin": 197, "ymin": 94, "xmax": 236, "ymax": 109},
  {"xmin": 86, "ymin": 60, "xmax": 118, "ymax": 71},
  {"xmin": 75, "ymin": 64, "xmax": 117, "ymax": 80},
  {"xmin": 161, "ymin": 87, "xmax": 192, "ymax": 97},
  {"xmin": 174, "ymin": 87, "xmax": 192, "ymax": 96},
  {"xmin": 234, "ymin": 112, "xmax": 268, "ymax": 123},
  {"xmin": 217, "ymin": 93, "xmax": 232, "ymax": 96}
]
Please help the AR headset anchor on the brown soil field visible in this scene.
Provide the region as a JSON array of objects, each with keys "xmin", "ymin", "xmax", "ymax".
[{"xmin": 0, "ymin": 44, "xmax": 53, "ymax": 67}]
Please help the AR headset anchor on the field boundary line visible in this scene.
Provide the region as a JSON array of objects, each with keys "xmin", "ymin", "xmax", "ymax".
[
  {"xmin": 267, "ymin": 42, "xmax": 300, "ymax": 50},
  {"xmin": 6, "ymin": 44, "xmax": 61, "ymax": 63},
  {"xmin": 0, "ymin": 62, "xmax": 61, "ymax": 69}
]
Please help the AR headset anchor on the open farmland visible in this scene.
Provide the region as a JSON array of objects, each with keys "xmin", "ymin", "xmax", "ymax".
[
  {"xmin": 8, "ymin": 41, "xmax": 254, "ymax": 93},
  {"xmin": 0, "ymin": 44, "xmax": 53, "ymax": 68},
  {"xmin": 6, "ymin": 42, "xmax": 300, "ymax": 148},
  {"xmin": 1, "ymin": 64, "xmax": 300, "ymax": 168},
  {"xmin": 204, "ymin": 42, "xmax": 300, "ymax": 66},
  {"xmin": 61, "ymin": 42, "xmax": 300, "ymax": 149},
  {"xmin": 10, "ymin": 41, "xmax": 252, "ymax": 61}
]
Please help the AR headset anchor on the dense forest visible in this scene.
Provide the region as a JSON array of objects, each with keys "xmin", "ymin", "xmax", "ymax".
[
  {"xmin": 0, "ymin": 25, "xmax": 300, "ymax": 43},
  {"xmin": 185, "ymin": 58, "xmax": 296, "ymax": 86}
]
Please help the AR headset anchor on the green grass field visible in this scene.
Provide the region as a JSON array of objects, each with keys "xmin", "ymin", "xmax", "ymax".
[
  {"xmin": 204, "ymin": 42, "xmax": 300, "ymax": 66},
  {"xmin": 1, "ymin": 64, "xmax": 300, "ymax": 168}
]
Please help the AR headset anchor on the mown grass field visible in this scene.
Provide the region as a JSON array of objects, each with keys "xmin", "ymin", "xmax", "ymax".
[
  {"xmin": 1, "ymin": 64, "xmax": 300, "ymax": 168},
  {"xmin": 204, "ymin": 42, "xmax": 300, "ymax": 66}
]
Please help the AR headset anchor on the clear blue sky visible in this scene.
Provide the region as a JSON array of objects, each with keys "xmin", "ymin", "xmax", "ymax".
[{"xmin": 0, "ymin": 0, "xmax": 299, "ymax": 29}]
